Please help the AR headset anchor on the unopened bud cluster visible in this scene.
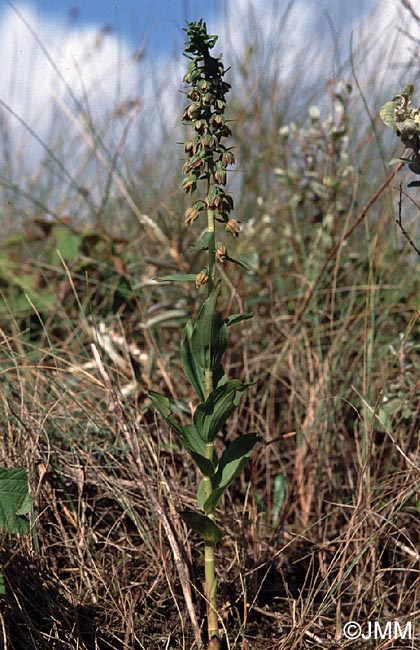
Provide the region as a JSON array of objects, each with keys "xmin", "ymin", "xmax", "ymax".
[{"xmin": 181, "ymin": 20, "xmax": 239, "ymax": 238}]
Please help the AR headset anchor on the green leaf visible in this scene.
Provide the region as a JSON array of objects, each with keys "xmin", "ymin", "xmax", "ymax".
[
  {"xmin": 191, "ymin": 283, "xmax": 228, "ymax": 370},
  {"xmin": 193, "ymin": 380, "xmax": 247, "ymax": 443},
  {"xmin": 0, "ymin": 467, "xmax": 32, "ymax": 534},
  {"xmin": 197, "ymin": 478, "xmax": 206, "ymax": 510},
  {"xmin": 182, "ymin": 319, "xmax": 206, "ymax": 401},
  {"xmin": 182, "ymin": 320, "xmax": 227, "ymax": 400},
  {"xmin": 149, "ymin": 391, "xmax": 214, "ymax": 475},
  {"xmin": 179, "ymin": 510, "xmax": 223, "ymax": 543},
  {"xmin": 202, "ymin": 434, "xmax": 258, "ymax": 512},
  {"xmin": 155, "ymin": 274, "xmax": 197, "ymax": 282},
  {"xmin": 380, "ymin": 101, "xmax": 398, "ymax": 130},
  {"xmin": 225, "ymin": 254, "xmax": 254, "ymax": 271},
  {"xmin": 191, "ymin": 231, "xmax": 213, "ymax": 251},
  {"xmin": 51, "ymin": 226, "xmax": 82, "ymax": 264},
  {"xmin": 225, "ymin": 312, "xmax": 253, "ymax": 327}
]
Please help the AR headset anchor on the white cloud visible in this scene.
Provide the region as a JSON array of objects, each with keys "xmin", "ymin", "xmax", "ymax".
[
  {"xmin": 0, "ymin": 3, "xmax": 145, "ymax": 170},
  {"xmin": 1, "ymin": 0, "xmax": 419, "ymax": 218},
  {"xmin": 1, "ymin": 0, "xmax": 418, "ymax": 146}
]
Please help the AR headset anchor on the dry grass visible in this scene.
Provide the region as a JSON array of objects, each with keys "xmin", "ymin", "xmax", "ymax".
[
  {"xmin": 1, "ymin": 168, "xmax": 419, "ymax": 648},
  {"xmin": 1, "ymin": 3, "xmax": 420, "ymax": 649}
]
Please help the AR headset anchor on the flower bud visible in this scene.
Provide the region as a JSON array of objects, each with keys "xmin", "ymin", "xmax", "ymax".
[
  {"xmin": 182, "ymin": 154, "xmax": 205, "ymax": 174},
  {"xmin": 214, "ymin": 163, "xmax": 226, "ymax": 185},
  {"xmin": 226, "ymin": 219, "xmax": 240, "ymax": 237},
  {"xmin": 194, "ymin": 119, "xmax": 208, "ymax": 134},
  {"xmin": 210, "ymin": 113, "xmax": 224, "ymax": 127},
  {"xmin": 197, "ymin": 79, "xmax": 211, "ymax": 92},
  {"xmin": 221, "ymin": 194, "xmax": 234, "ymax": 213},
  {"xmin": 205, "ymin": 185, "xmax": 219, "ymax": 208},
  {"xmin": 181, "ymin": 175, "xmax": 197, "ymax": 194},
  {"xmin": 217, "ymin": 124, "xmax": 232, "ymax": 137},
  {"xmin": 216, "ymin": 244, "xmax": 227, "ymax": 264},
  {"xmin": 185, "ymin": 206, "xmax": 200, "ymax": 225},
  {"xmin": 195, "ymin": 270, "xmax": 209, "ymax": 288},
  {"xmin": 214, "ymin": 98, "xmax": 225, "ymax": 112},
  {"xmin": 184, "ymin": 138, "xmax": 201, "ymax": 155},
  {"xmin": 184, "ymin": 140, "xmax": 195, "ymax": 154},
  {"xmin": 187, "ymin": 88, "xmax": 201, "ymax": 101},
  {"xmin": 222, "ymin": 150, "xmax": 235, "ymax": 166},
  {"xmin": 201, "ymin": 134, "xmax": 218, "ymax": 150},
  {"xmin": 202, "ymin": 92, "xmax": 214, "ymax": 106},
  {"xmin": 185, "ymin": 102, "xmax": 202, "ymax": 121}
]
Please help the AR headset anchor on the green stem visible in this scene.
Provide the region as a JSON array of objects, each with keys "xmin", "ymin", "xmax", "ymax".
[
  {"xmin": 207, "ymin": 210, "xmax": 216, "ymax": 293},
  {"xmin": 204, "ymin": 538, "xmax": 218, "ymax": 639},
  {"xmin": 204, "ymin": 369, "xmax": 218, "ymax": 641}
]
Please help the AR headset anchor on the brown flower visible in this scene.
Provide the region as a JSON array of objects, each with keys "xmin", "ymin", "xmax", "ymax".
[
  {"xmin": 226, "ymin": 219, "xmax": 240, "ymax": 237},
  {"xmin": 216, "ymin": 244, "xmax": 227, "ymax": 264}
]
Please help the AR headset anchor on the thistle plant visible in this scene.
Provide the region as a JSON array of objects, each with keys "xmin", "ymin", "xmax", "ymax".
[
  {"xmin": 149, "ymin": 20, "xmax": 257, "ymax": 646},
  {"xmin": 380, "ymin": 84, "xmax": 420, "ymax": 254},
  {"xmin": 380, "ymin": 84, "xmax": 420, "ymax": 180}
]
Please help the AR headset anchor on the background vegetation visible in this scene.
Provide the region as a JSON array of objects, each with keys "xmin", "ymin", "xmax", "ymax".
[{"xmin": 0, "ymin": 2, "xmax": 419, "ymax": 648}]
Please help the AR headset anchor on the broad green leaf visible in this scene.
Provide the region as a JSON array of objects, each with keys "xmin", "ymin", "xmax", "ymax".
[
  {"xmin": 182, "ymin": 321, "xmax": 226, "ymax": 400},
  {"xmin": 0, "ymin": 288, "xmax": 56, "ymax": 317},
  {"xmin": 193, "ymin": 380, "xmax": 247, "ymax": 443},
  {"xmin": 149, "ymin": 391, "xmax": 214, "ymax": 475},
  {"xmin": 379, "ymin": 101, "xmax": 398, "ymax": 130},
  {"xmin": 191, "ymin": 283, "xmax": 228, "ymax": 370},
  {"xmin": 182, "ymin": 319, "xmax": 206, "ymax": 401},
  {"xmin": 182, "ymin": 426, "xmax": 215, "ymax": 475},
  {"xmin": 202, "ymin": 434, "xmax": 258, "ymax": 512},
  {"xmin": 179, "ymin": 510, "xmax": 223, "ymax": 543},
  {"xmin": 51, "ymin": 226, "xmax": 82, "ymax": 264},
  {"xmin": 225, "ymin": 312, "xmax": 253, "ymax": 327},
  {"xmin": 191, "ymin": 231, "xmax": 213, "ymax": 251},
  {"xmin": 155, "ymin": 274, "xmax": 197, "ymax": 282},
  {"xmin": 0, "ymin": 467, "xmax": 32, "ymax": 534}
]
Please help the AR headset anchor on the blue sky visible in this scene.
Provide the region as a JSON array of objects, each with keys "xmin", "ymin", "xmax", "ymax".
[
  {"xmin": 0, "ymin": 0, "xmax": 221, "ymax": 56},
  {"xmin": 0, "ymin": 0, "xmax": 414, "ymax": 181},
  {"xmin": 0, "ymin": 1, "xmax": 385, "ymax": 58}
]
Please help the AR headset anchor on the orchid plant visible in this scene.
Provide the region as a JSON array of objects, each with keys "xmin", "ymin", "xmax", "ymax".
[{"xmin": 149, "ymin": 20, "xmax": 257, "ymax": 647}]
